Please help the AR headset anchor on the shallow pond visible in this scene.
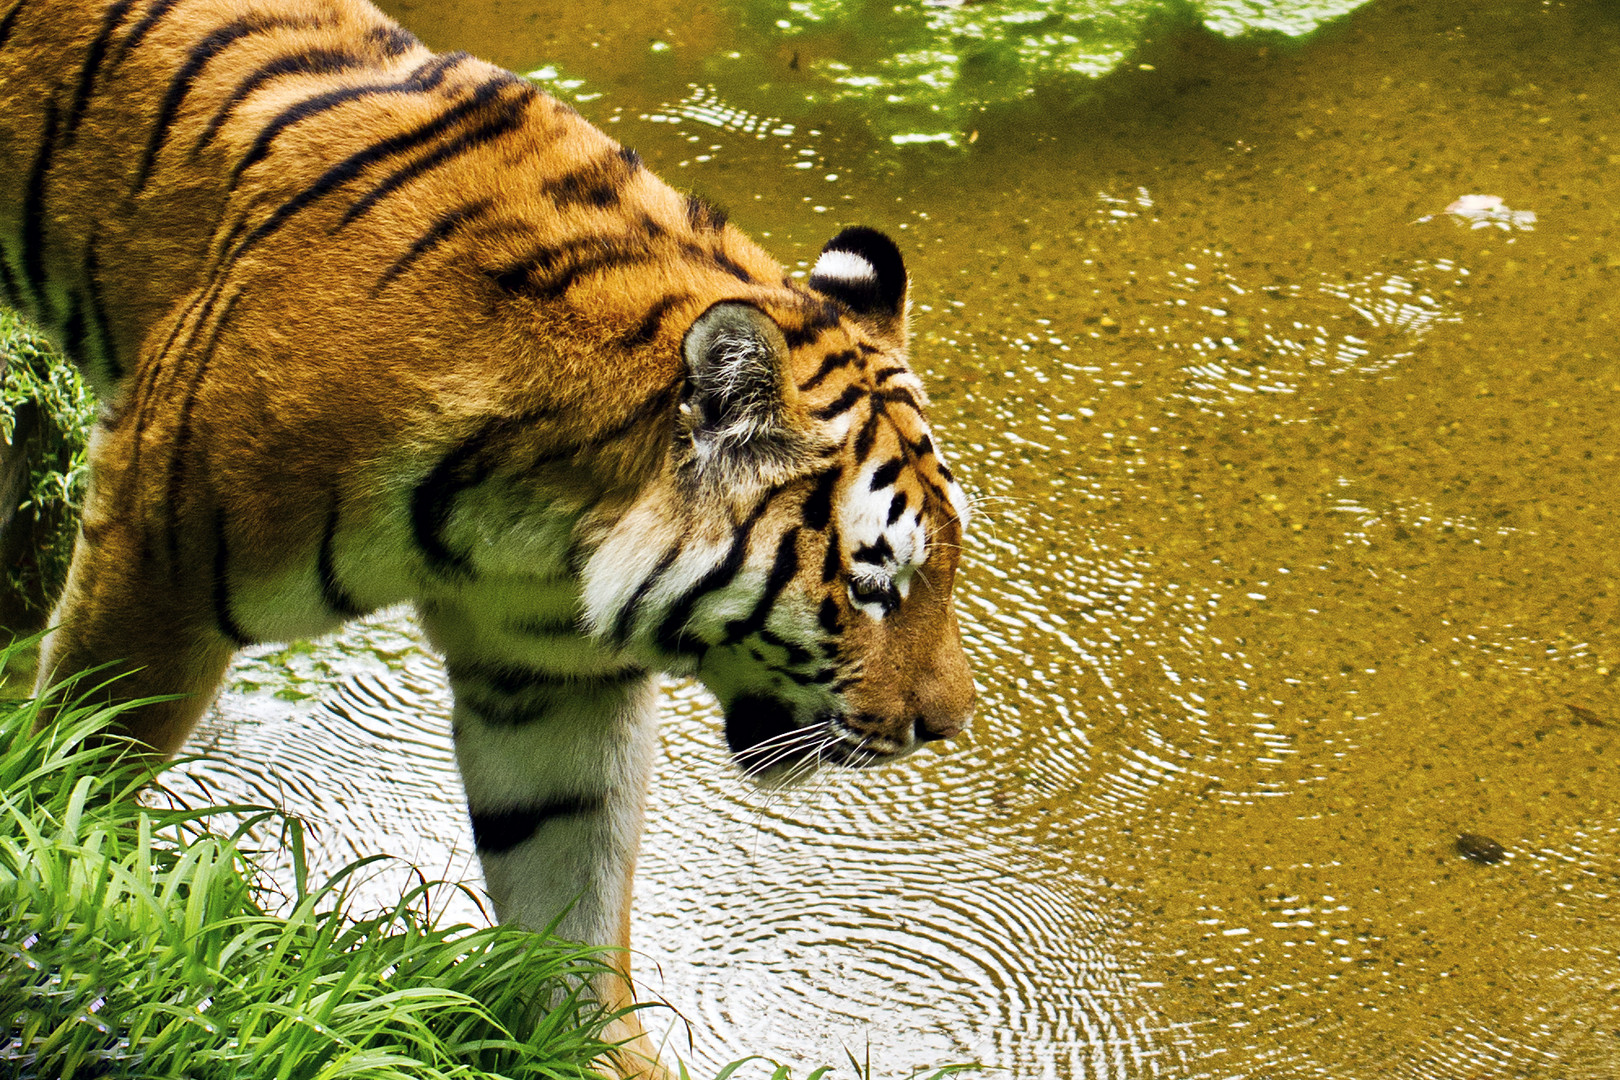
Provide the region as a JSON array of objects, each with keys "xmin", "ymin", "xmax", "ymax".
[{"xmin": 165, "ymin": 0, "xmax": 1620, "ymax": 1075}]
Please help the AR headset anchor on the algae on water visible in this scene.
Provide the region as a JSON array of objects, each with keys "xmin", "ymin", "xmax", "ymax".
[{"xmin": 705, "ymin": 0, "xmax": 1373, "ymax": 141}]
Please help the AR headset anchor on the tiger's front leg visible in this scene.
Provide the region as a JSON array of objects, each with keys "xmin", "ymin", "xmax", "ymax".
[
  {"xmin": 32, "ymin": 417, "xmax": 243, "ymax": 756},
  {"xmin": 422, "ymin": 603, "xmax": 666, "ymax": 1073}
]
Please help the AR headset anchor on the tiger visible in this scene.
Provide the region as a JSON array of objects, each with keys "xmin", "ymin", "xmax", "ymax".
[{"xmin": 0, "ymin": 0, "xmax": 976, "ymax": 1070}]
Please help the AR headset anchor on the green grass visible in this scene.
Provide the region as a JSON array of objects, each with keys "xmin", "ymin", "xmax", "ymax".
[{"xmin": 0, "ymin": 654, "xmax": 642, "ymax": 1080}]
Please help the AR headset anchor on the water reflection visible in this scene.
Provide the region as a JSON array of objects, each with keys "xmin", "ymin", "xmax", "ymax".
[{"xmin": 168, "ymin": 0, "xmax": 1620, "ymax": 1075}]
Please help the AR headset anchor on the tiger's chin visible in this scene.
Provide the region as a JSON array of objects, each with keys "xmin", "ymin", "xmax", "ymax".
[{"xmin": 723, "ymin": 693, "xmax": 906, "ymax": 789}]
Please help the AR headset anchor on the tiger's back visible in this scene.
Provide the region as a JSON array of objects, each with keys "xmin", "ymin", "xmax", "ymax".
[
  {"xmin": 3, "ymin": 0, "xmax": 784, "ymax": 598},
  {"xmin": 0, "ymin": 0, "xmax": 974, "ymax": 1070}
]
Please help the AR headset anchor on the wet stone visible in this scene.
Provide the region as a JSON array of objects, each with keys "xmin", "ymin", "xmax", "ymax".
[{"xmin": 1456, "ymin": 833, "xmax": 1507, "ymax": 865}]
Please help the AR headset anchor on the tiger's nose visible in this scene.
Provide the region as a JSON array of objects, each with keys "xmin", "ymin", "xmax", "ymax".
[{"xmin": 914, "ymin": 709, "xmax": 968, "ymax": 744}]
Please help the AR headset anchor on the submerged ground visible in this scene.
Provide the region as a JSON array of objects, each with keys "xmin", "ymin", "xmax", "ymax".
[{"xmin": 159, "ymin": 0, "xmax": 1620, "ymax": 1076}]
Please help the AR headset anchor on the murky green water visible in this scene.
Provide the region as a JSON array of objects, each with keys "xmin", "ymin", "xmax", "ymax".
[{"xmin": 165, "ymin": 0, "xmax": 1620, "ymax": 1075}]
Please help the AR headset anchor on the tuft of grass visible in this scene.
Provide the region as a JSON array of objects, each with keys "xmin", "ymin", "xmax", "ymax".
[{"xmin": 0, "ymin": 649, "xmax": 641, "ymax": 1080}]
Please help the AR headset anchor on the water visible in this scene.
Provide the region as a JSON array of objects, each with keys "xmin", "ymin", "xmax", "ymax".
[{"xmin": 163, "ymin": 0, "xmax": 1620, "ymax": 1076}]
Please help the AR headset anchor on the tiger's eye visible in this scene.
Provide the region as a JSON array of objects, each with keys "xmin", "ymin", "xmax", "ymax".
[{"xmin": 850, "ymin": 579, "xmax": 887, "ymax": 605}]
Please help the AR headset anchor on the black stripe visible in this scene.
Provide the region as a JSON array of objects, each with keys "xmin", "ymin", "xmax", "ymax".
[
  {"xmin": 19, "ymin": 98, "xmax": 63, "ymax": 317},
  {"xmin": 756, "ymin": 627, "xmax": 812, "ymax": 666},
  {"xmin": 507, "ymin": 612, "xmax": 577, "ymax": 637},
  {"xmin": 140, "ymin": 262, "xmax": 237, "ymax": 429},
  {"xmin": 409, "ymin": 405, "xmax": 561, "ymax": 575},
  {"xmin": 493, "ymin": 234, "xmax": 635, "ymax": 282},
  {"xmin": 872, "ymin": 366, "xmax": 906, "ymax": 384},
  {"xmin": 110, "ymin": 0, "xmax": 184, "ymax": 69},
  {"xmin": 455, "ymin": 668, "xmax": 644, "ymax": 727},
  {"xmin": 637, "ymin": 213, "xmax": 667, "ymax": 241},
  {"xmin": 82, "ymin": 245, "xmax": 122, "ymax": 383},
  {"xmin": 446, "ymin": 659, "xmax": 581, "ymax": 697},
  {"xmin": 63, "ymin": 0, "xmax": 140, "ymax": 138},
  {"xmin": 165, "ymin": 291, "xmax": 242, "ymax": 573},
  {"xmin": 495, "ymin": 240, "xmax": 654, "ymax": 298},
  {"xmin": 411, "ymin": 428, "xmax": 495, "ymax": 576},
  {"xmin": 231, "ymin": 74, "xmax": 519, "ymax": 262},
  {"xmin": 213, "ymin": 506, "xmax": 253, "ymax": 647},
  {"xmin": 317, "ymin": 499, "xmax": 362, "ymax": 618},
  {"xmin": 469, "ymin": 796, "xmax": 604, "ymax": 855},
  {"xmin": 780, "ymin": 664, "xmax": 840, "ymax": 687},
  {"xmin": 685, "ymin": 192, "xmax": 726, "ymax": 232},
  {"xmin": 125, "ymin": 345, "xmax": 168, "ymax": 480},
  {"xmin": 886, "ymin": 491, "xmax": 908, "ymax": 525},
  {"xmin": 60, "ymin": 292, "xmax": 90, "ymax": 375},
  {"xmin": 134, "ymin": 19, "xmax": 314, "ymax": 196},
  {"xmin": 374, "ymin": 198, "xmax": 494, "ymax": 293},
  {"xmin": 620, "ymin": 292, "xmax": 688, "ymax": 349},
  {"xmin": 708, "ymin": 248, "xmax": 755, "ymax": 284},
  {"xmin": 817, "ymin": 595, "xmax": 842, "ymax": 635},
  {"xmin": 880, "ymin": 385, "xmax": 923, "ymax": 414},
  {"xmin": 782, "ymin": 302, "xmax": 840, "ymax": 348},
  {"xmin": 722, "ymin": 527, "xmax": 801, "ymax": 644},
  {"xmin": 822, "ymin": 525, "xmax": 840, "ymax": 582},
  {"xmin": 0, "ymin": 250, "xmax": 19, "ymax": 307},
  {"xmin": 799, "ymin": 349, "xmax": 857, "ymax": 393},
  {"xmin": 130, "ymin": 284, "xmax": 210, "ymax": 449},
  {"xmin": 0, "ymin": 0, "xmax": 32, "ymax": 50},
  {"xmin": 545, "ymin": 148, "xmax": 640, "ymax": 210},
  {"xmin": 869, "ymin": 457, "xmax": 903, "ymax": 491},
  {"xmin": 812, "ymin": 384, "xmax": 863, "ymax": 421},
  {"xmin": 852, "ymin": 536, "xmax": 893, "ymax": 565},
  {"xmin": 609, "ymin": 542, "xmax": 681, "ymax": 645},
  {"xmin": 912, "ymin": 434, "xmax": 934, "ymax": 458},
  {"xmin": 853, "ymin": 408, "xmax": 882, "ymax": 459},
  {"xmin": 339, "ymin": 83, "xmax": 531, "ymax": 229},
  {"xmin": 802, "ymin": 465, "xmax": 840, "ymax": 531},
  {"xmin": 653, "ymin": 496, "xmax": 774, "ymax": 656},
  {"xmin": 916, "ymin": 476, "xmax": 952, "ymax": 518},
  {"xmin": 543, "ymin": 249, "xmax": 655, "ymax": 298},
  {"xmin": 230, "ymin": 51, "xmax": 468, "ymax": 187},
  {"xmin": 193, "ymin": 48, "xmax": 367, "ymax": 160},
  {"xmin": 369, "ymin": 24, "xmax": 418, "ymax": 56}
]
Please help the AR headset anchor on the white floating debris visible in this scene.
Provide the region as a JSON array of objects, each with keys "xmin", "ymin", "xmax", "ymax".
[
  {"xmin": 890, "ymin": 131, "xmax": 959, "ymax": 148},
  {"xmin": 1416, "ymin": 193, "xmax": 1536, "ymax": 231}
]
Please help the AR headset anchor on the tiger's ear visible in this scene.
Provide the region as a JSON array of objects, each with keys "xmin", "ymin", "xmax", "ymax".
[
  {"xmin": 680, "ymin": 302, "xmax": 805, "ymax": 481},
  {"xmin": 808, "ymin": 226, "xmax": 908, "ymax": 337}
]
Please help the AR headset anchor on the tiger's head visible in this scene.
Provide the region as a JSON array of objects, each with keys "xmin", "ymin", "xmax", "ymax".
[{"xmin": 583, "ymin": 227, "xmax": 975, "ymax": 785}]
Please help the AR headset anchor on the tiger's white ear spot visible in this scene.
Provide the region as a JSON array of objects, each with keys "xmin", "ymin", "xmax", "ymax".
[
  {"xmin": 808, "ymin": 227, "xmax": 906, "ymax": 319},
  {"xmin": 811, "ymin": 249, "xmax": 878, "ymax": 286}
]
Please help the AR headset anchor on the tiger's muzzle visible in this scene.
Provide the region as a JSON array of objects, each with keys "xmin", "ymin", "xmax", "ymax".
[{"xmin": 723, "ymin": 693, "xmax": 969, "ymax": 786}]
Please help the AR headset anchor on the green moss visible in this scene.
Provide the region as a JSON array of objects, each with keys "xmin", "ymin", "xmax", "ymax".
[{"xmin": 0, "ymin": 311, "xmax": 94, "ymax": 642}]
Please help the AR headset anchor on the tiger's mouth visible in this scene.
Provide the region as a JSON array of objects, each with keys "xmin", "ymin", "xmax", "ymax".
[{"xmin": 723, "ymin": 693, "xmax": 905, "ymax": 786}]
